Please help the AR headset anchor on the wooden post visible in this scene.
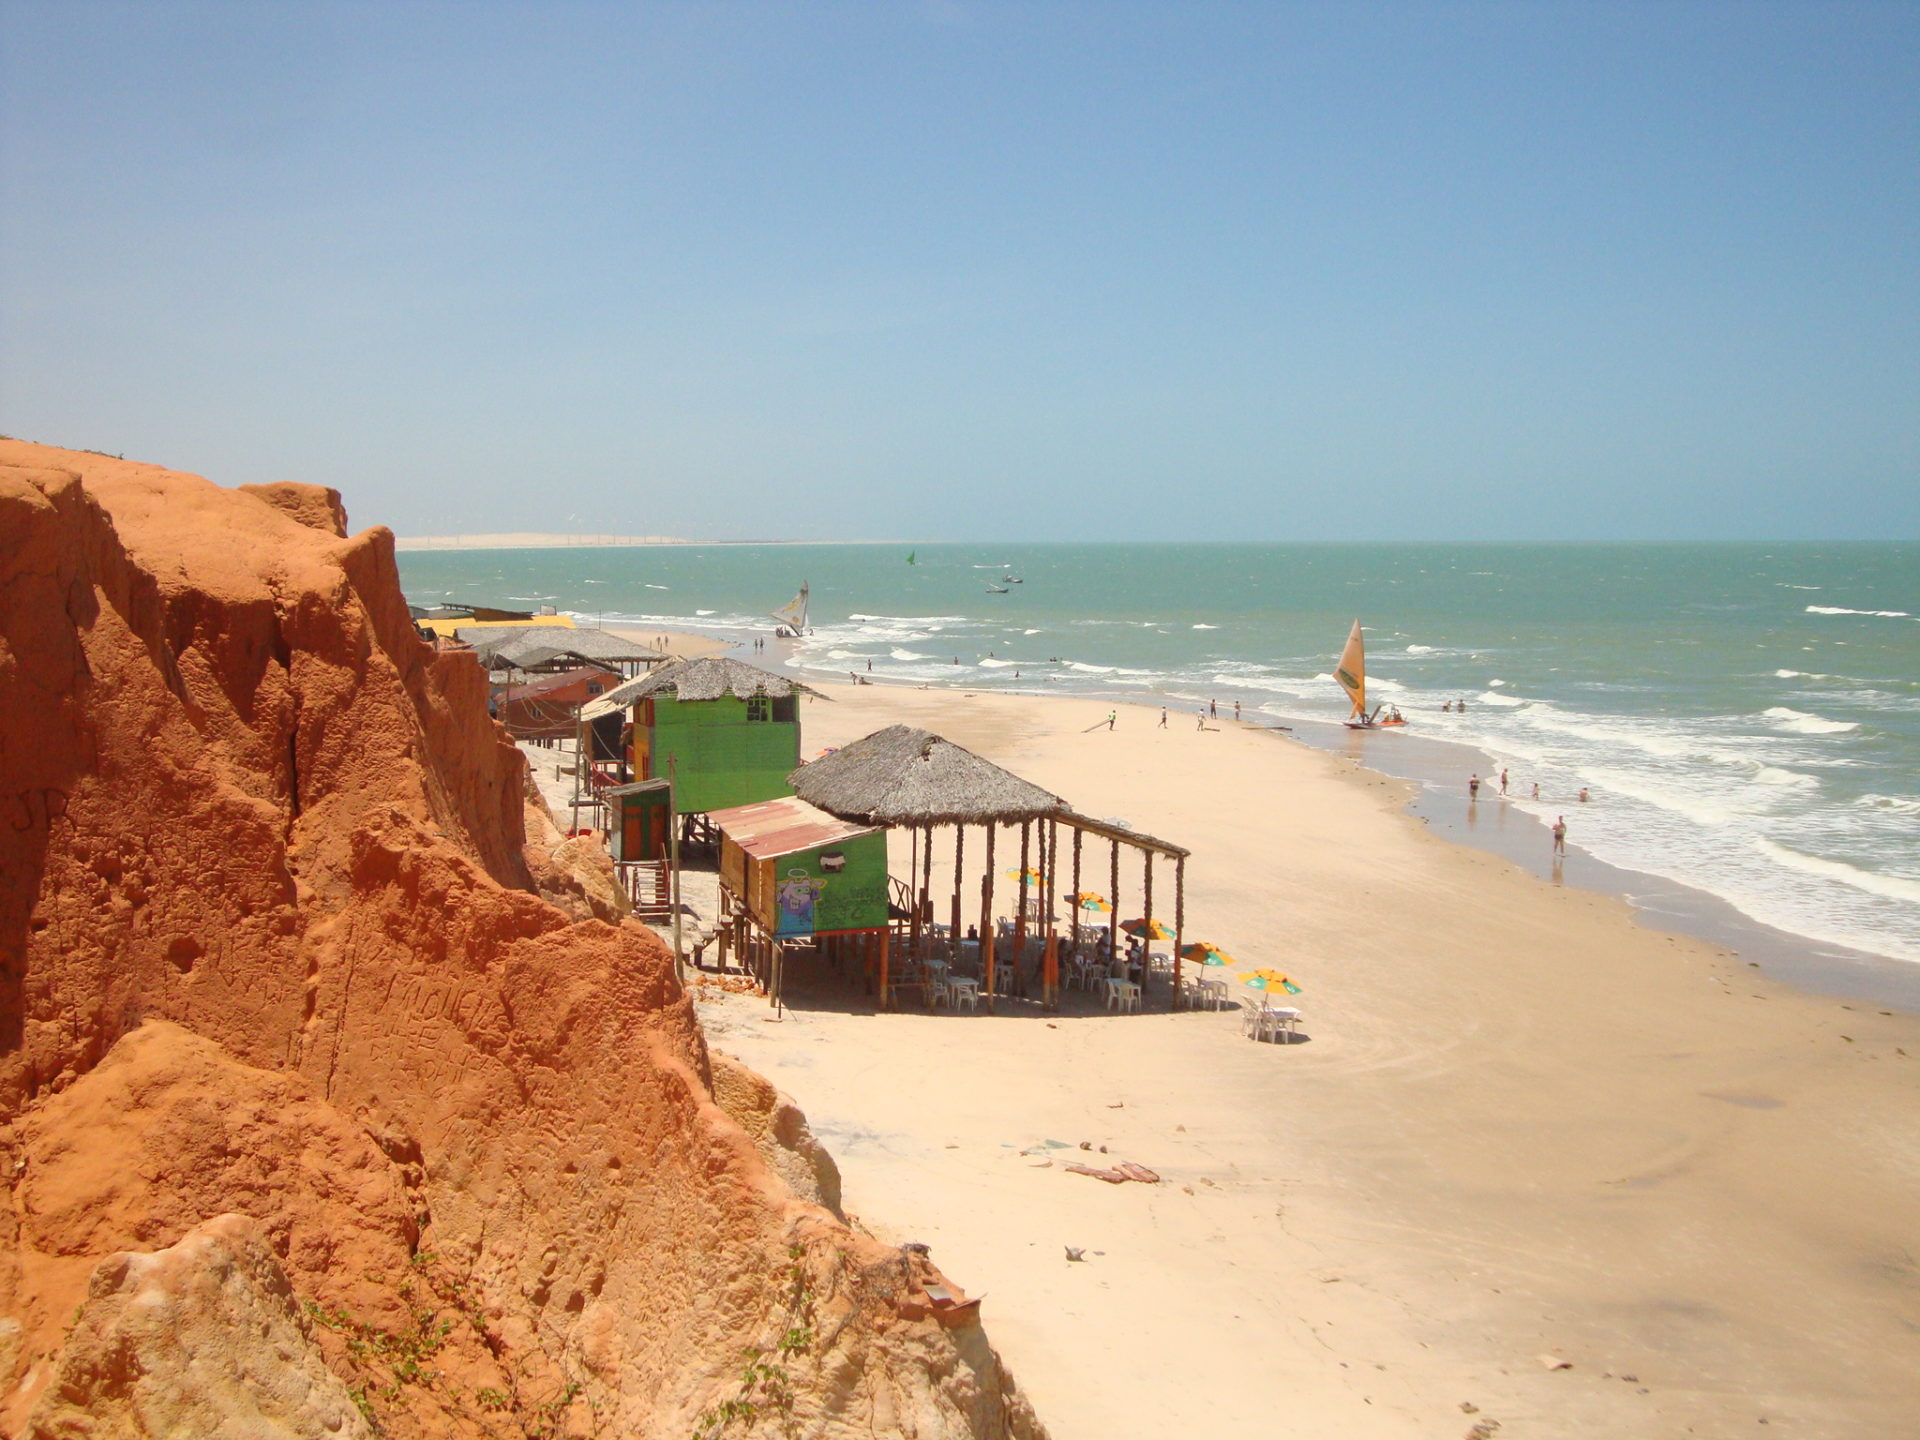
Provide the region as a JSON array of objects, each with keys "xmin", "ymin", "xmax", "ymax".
[
  {"xmin": 1143, "ymin": 850, "xmax": 1154, "ymax": 996},
  {"xmin": 878, "ymin": 923, "xmax": 891, "ymax": 1012},
  {"xmin": 982, "ymin": 824, "xmax": 997, "ymax": 1008},
  {"xmin": 668, "ymin": 759, "xmax": 682, "ymax": 984},
  {"xmin": 908, "ymin": 825, "xmax": 922, "ymax": 967},
  {"xmin": 920, "ymin": 822, "xmax": 934, "ymax": 963},
  {"xmin": 951, "ymin": 825, "xmax": 965, "ymax": 953},
  {"xmin": 1108, "ymin": 838, "xmax": 1120, "ymax": 964},
  {"xmin": 1015, "ymin": 820, "xmax": 1031, "ymax": 999},
  {"xmin": 1173, "ymin": 854, "xmax": 1186, "ymax": 1011},
  {"xmin": 1069, "ymin": 827, "xmax": 1084, "ymax": 968},
  {"xmin": 1043, "ymin": 819, "xmax": 1060, "ymax": 1009}
]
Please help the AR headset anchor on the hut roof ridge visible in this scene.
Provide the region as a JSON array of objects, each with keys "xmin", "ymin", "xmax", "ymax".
[
  {"xmin": 789, "ymin": 724, "xmax": 1067, "ymax": 826},
  {"xmin": 593, "ymin": 656, "xmax": 821, "ymax": 710}
]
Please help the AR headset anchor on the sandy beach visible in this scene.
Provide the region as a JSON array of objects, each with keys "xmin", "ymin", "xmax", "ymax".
[{"xmin": 684, "ymin": 678, "xmax": 1919, "ymax": 1439}]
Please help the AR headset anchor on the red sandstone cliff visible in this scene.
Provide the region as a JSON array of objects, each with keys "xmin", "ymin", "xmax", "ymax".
[{"xmin": 0, "ymin": 441, "xmax": 1043, "ymax": 1439}]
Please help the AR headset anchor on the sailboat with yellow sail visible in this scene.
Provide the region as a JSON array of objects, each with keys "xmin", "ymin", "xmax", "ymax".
[
  {"xmin": 1335, "ymin": 620, "xmax": 1408, "ymax": 730},
  {"xmin": 769, "ymin": 583, "xmax": 810, "ymax": 637}
]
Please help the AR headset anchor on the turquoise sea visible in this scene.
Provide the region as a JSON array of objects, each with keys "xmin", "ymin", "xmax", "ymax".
[{"xmin": 398, "ymin": 542, "xmax": 1920, "ymax": 970}]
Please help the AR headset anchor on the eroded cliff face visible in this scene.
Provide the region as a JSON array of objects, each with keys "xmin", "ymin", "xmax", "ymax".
[{"xmin": 0, "ymin": 441, "xmax": 1043, "ymax": 1439}]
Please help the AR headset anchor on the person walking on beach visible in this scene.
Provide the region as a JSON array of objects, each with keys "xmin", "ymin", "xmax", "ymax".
[
  {"xmin": 1551, "ymin": 815, "xmax": 1567, "ymax": 855},
  {"xmin": 1196, "ymin": 709, "xmax": 1205, "ymax": 729},
  {"xmin": 1500, "ymin": 768, "xmax": 1509, "ymax": 795},
  {"xmin": 1233, "ymin": 701, "xmax": 1241, "ymax": 721},
  {"xmin": 1209, "ymin": 698, "xmax": 1217, "ymax": 717},
  {"xmin": 1468, "ymin": 773, "xmax": 1481, "ymax": 801},
  {"xmin": 1158, "ymin": 707, "xmax": 1168, "ymax": 728},
  {"xmin": 1106, "ymin": 710, "xmax": 1116, "ymax": 731}
]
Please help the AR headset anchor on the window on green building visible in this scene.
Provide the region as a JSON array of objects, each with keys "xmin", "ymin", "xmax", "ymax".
[{"xmin": 746, "ymin": 695, "xmax": 771, "ymax": 721}]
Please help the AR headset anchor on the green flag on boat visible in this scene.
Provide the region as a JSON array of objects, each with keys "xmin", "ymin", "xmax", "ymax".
[{"xmin": 907, "ymin": 551, "xmax": 916, "ymax": 564}]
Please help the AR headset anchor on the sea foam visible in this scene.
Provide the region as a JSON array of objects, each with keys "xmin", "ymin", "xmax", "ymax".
[
  {"xmin": 1763, "ymin": 706, "xmax": 1860, "ymax": 735},
  {"xmin": 1753, "ymin": 839, "xmax": 1920, "ymax": 905}
]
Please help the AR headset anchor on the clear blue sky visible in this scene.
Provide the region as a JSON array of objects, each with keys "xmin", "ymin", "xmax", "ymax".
[{"xmin": 3, "ymin": 2, "xmax": 1915, "ymax": 540}]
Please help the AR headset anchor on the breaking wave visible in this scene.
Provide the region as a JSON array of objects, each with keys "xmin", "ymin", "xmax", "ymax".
[{"xmin": 1763, "ymin": 706, "xmax": 1860, "ymax": 735}]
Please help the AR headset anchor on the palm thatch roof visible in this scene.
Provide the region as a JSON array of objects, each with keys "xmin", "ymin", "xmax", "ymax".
[
  {"xmin": 789, "ymin": 725, "xmax": 1068, "ymax": 826},
  {"xmin": 591, "ymin": 656, "xmax": 822, "ymax": 713},
  {"xmin": 457, "ymin": 625, "xmax": 664, "ymax": 668}
]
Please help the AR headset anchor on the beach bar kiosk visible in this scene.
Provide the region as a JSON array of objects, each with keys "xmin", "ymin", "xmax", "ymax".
[
  {"xmin": 580, "ymin": 658, "xmax": 820, "ymax": 819},
  {"xmin": 709, "ymin": 795, "xmax": 890, "ymax": 1005}
]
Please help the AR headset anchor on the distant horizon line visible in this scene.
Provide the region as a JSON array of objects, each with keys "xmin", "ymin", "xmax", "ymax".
[{"xmin": 391, "ymin": 532, "xmax": 1916, "ymax": 551}]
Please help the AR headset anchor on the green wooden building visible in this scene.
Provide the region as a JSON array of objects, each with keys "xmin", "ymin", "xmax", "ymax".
[
  {"xmin": 711, "ymin": 795, "xmax": 890, "ymax": 940},
  {"xmin": 581, "ymin": 658, "xmax": 822, "ymax": 817}
]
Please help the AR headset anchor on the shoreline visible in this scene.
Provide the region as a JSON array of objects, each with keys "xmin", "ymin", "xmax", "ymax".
[
  {"xmin": 677, "ymin": 627, "xmax": 1919, "ymax": 1013},
  {"xmin": 689, "ymin": 674, "xmax": 1920, "ymax": 1438}
]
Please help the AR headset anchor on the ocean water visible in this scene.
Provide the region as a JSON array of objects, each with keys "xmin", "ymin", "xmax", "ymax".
[{"xmin": 398, "ymin": 542, "xmax": 1920, "ymax": 967}]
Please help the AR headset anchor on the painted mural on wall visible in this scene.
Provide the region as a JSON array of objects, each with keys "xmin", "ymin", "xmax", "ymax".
[
  {"xmin": 767, "ymin": 834, "xmax": 886, "ymax": 937},
  {"xmin": 775, "ymin": 869, "xmax": 829, "ymax": 937}
]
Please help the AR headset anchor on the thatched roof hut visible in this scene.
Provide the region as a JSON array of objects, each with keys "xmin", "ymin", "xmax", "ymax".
[
  {"xmin": 789, "ymin": 724, "xmax": 1067, "ymax": 826},
  {"xmin": 589, "ymin": 657, "xmax": 822, "ymax": 715},
  {"xmin": 457, "ymin": 625, "xmax": 664, "ymax": 670}
]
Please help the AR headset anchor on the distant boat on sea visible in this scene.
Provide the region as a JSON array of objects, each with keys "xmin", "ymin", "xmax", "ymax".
[
  {"xmin": 1335, "ymin": 620, "xmax": 1407, "ymax": 730},
  {"xmin": 986, "ymin": 584, "xmax": 1009, "ymax": 594}
]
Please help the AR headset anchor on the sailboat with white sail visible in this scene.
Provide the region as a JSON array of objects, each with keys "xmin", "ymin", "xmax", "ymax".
[
  {"xmin": 770, "ymin": 583, "xmax": 810, "ymax": 637},
  {"xmin": 1335, "ymin": 620, "xmax": 1407, "ymax": 730}
]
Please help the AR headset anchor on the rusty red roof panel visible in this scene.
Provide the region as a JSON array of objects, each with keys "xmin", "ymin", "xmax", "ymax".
[{"xmin": 708, "ymin": 795, "xmax": 880, "ymax": 858}]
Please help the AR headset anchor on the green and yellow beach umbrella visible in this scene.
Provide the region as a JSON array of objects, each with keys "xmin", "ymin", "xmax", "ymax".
[
  {"xmin": 1004, "ymin": 868, "xmax": 1046, "ymax": 887},
  {"xmin": 1071, "ymin": 891, "xmax": 1113, "ymax": 913},
  {"xmin": 1180, "ymin": 942, "xmax": 1235, "ymax": 967},
  {"xmin": 1121, "ymin": 917, "xmax": 1175, "ymax": 942},
  {"xmin": 1239, "ymin": 968, "xmax": 1302, "ymax": 995}
]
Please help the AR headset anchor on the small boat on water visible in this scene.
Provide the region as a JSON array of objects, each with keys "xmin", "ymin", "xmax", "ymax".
[
  {"xmin": 1003, "ymin": 575, "xmax": 1023, "ymax": 583},
  {"xmin": 985, "ymin": 585, "xmax": 1009, "ymax": 594},
  {"xmin": 1335, "ymin": 620, "xmax": 1407, "ymax": 730}
]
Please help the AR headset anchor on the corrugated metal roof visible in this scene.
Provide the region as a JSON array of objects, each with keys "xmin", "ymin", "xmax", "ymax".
[
  {"xmin": 500, "ymin": 667, "xmax": 608, "ymax": 701},
  {"xmin": 707, "ymin": 795, "xmax": 879, "ymax": 860}
]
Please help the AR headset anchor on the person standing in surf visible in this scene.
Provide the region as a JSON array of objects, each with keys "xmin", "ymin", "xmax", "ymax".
[{"xmin": 1552, "ymin": 816, "xmax": 1567, "ymax": 855}]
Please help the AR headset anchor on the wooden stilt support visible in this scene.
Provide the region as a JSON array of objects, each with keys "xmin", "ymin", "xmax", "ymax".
[{"xmin": 878, "ymin": 924, "xmax": 891, "ymax": 1012}]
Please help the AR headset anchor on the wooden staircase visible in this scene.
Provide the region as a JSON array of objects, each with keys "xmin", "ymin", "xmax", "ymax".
[{"xmin": 619, "ymin": 860, "xmax": 673, "ymax": 921}]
